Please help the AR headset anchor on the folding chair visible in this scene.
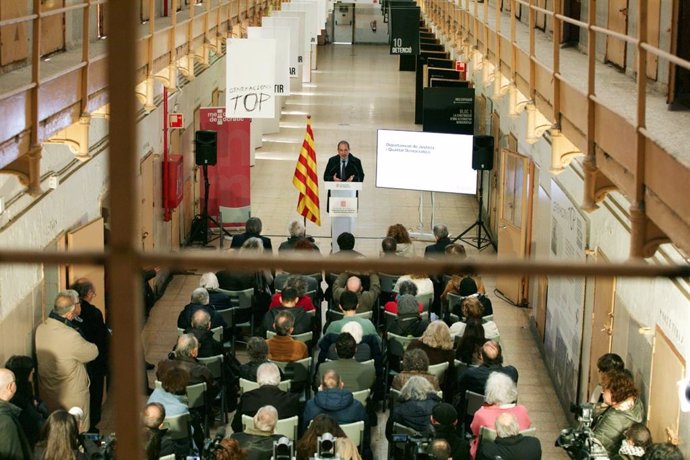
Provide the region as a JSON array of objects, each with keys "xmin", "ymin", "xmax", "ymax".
[
  {"xmin": 465, "ymin": 390, "xmax": 485, "ymax": 419},
  {"xmin": 427, "ymin": 362, "xmax": 450, "ymax": 383},
  {"xmin": 340, "ymin": 420, "xmax": 365, "ymax": 448},
  {"xmin": 162, "ymin": 412, "xmax": 192, "ymax": 442},
  {"xmin": 241, "ymin": 414, "xmax": 300, "ymax": 440},
  {"xmin": 416, "ymin": 292, "xmax": 433, "ymax": 312},
  {"xmin": 197, "ymin": 354, "xmax": 226, "ymax": 423},
  {"xmin": 352, "ymin": 388, "xmax": 371, "ymax": 406},
  {"xmin": 216, "ymin": 288, "xmax": 254, "ymax": 350},
  {"xmin": 239, "ymin": 377, "xmax": 291, "ymax": 393}
]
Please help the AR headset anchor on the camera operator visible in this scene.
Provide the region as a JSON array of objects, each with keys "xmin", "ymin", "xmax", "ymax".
[{"xmin": 590, "ymin": 370, "xmax": 644, "ymax": 458}]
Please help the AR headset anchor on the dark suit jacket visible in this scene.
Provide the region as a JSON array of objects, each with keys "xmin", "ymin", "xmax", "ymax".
[
  {"xmin": 79, "ymin": 300, "xmax": 110, "ymax": 373},
  {"xmin": 230, "ymin": 385, "xmax": 300, "ymax": 432},
  {"xmin": 424, "ymin": 236, "xmax": 453, "ymax": 256},
  {"xmin": 230, "ymin": 232, "xmax": 273, "ymax": 251},
  {"xmin": 478, "ymin": 434, "xmax": 542, "ymax": 460},
  {"xmin": 176, "ymin": 303, "xmax": 227, "ymax": 330},
  {"xmin": 323, "ymin": 154, "xmax": 365, "ymax": 182},
  {"xmin": 262, "ymin": 306, "xmax": 312, "ymax": 335}
]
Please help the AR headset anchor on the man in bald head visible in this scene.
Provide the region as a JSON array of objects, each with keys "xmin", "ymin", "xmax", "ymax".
[
  {"xmin": 0, "ymin": 368, "xmax": 32, "ymax": 459},
  {"xmin": 332, "ymin": 271, "xmax": 381, "ymax": 313}
]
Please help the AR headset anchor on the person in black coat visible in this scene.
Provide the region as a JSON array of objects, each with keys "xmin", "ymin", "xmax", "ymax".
[
  {"xmin": 71, "ymin": 278, "xmax": 110, "ymax": 433},
  {"xmin": 261, "ymin": 288, "xmax": 312, "ymax": 336},
  {"xmin": 385, "ymin": 376, "xmax": 441, "ymax": 441},
  {"xmin": 477, "ymin": 412, "xmax": 542, "ymax": 460},
  {"xmin": 199, "ymin": 272, "xmax": 233, "ymax": 310},
  {"xmin": 230, "ymin": 217, "xmax": 273, "ymax": 251},
  {"xmin": 424, "ymin": 224, "xmax": 453, "ymax": 257},
  {"xmin": 4, "ymin": 356, "xmax": 47, "ymax": 447},
  {"xmin": 231, "ymin": 363, "xmax": 299, "ymax": 433},
  {"xmin": 323, "ymin": 141, "xmax": 365, "ymax": 183},
  {"xmin": 176, "ymin": 287, "xmax": 228, "ymax": 331}
]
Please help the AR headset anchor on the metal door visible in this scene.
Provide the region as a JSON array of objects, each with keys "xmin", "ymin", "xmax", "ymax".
[{"xmin": 333, "ymin": 3, "xmax": 355, "ymax": 44}]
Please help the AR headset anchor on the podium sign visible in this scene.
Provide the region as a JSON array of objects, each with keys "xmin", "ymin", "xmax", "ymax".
[
  {"xmin": 329, "ymin": 197, "xmax": 358, "ymax": 216},
  {"xmin": 324, "ymin": 182, "xmax": 362, "ymax": 252}
]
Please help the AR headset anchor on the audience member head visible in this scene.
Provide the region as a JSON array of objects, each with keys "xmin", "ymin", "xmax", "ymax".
[
  {"xmin": 294, "ymin": 239, "xmax": 315, "ymax": 251},
  {"xmin": 274, "ymin": 310, "xmax": 295, "ymax": 336},
  {"xmin": 70, "ymin": 278, "xmax": 95, "ymax": 301},
  {"xmin": 431, "ymin": 403, "xmax": 458, "ymax": 427},
  {"xmin": 421, "ymin": 321, "xmax": 454, "ymax": 350},
  {"xmin": 458, "ymin": 277, "xmax": 479, "ymax": 297},
  {"xmin": 38, "ymin": 410, "xmax": 80, "ymax": 459},
  {"xmin": 485, "ymin": 372, "xmax": 518, "ymax": 405},
  {"xmin": 397, "ymin": 280, "xmax": 418, "ymax": 297},
  {"xmin": 320, "ymin": 369, "xmax": 344, "ymax": 390},
  {"xmin": 495, "ymin": 412, "xmax": 520, "ymax": 438},
  {"xmin": 597, "ymin": 353, "xmax": 625, "ymax": 374},
  {"xmin": 381, "ymin": 237, "xmax": 397, "ymax": 254},
  {"xmin": 387, "ymin": 224, "xmax": 412, "ymax": 244},
  {"xmin": 339, "ymin": 291, "xmax": 359, "ymax": 312},
  {"xmin": 341, "ymin": 321, "xmax": 363, "ymax": 345},
  {"xmin": 461, "ymin": 297, "xmax": 484, "ymax": 319},
  {"xmin": 400, "ymin": 375, "xmax": 435, "ymax": 401},
  {"xmin": 620, "ymin": 423, "xmax": 652, "ymax": 455},
  {"xmin": 337, "ymin": 232, "xmax": 355, "ymax": 251},
  {"xmin": 296, "ymin": 414, "xmax": 346, "ymax": 460},
  {"xmin": 215, "ymin": 439, "xmax": 246, "ymax": 460},
  {"xmin": 335, "ymin": 333, "xmax": 357, "ymax": 359},
  {"xmin": 161, "ymin": 368, "xmax": 189, "ymax": 396},
  {"xmin": 288, "ymin": 220, "xmax": 306, "ymax": 238},
  {"xmin": 256, "ymin": 363, "xmax": 281, "ymax": 387},
  {"xmin": 241, "ymin": 237, "xmax": 264, "ymax": 253},
  {"xmin": 4, "ymin": 356, "xmax": 35, "ymax": 403},
  {"xmin": 253, "ymin": 405, "xmax": 278, "ymax": 433},
  {"xmin": 246, "ymin": 217, "xmax": 263, "ymax": 235},
  {"xmin": 199, "ymin": 272, "xmax": 220, "ymax": 290},
  {"xmin": 481, "ymin": 340, "xmax": 504, "ymax": 366},
  {"xmin": 643, "ymin": 443, "xmax": 684, "ymax": 460},
  {"xmin": 142, "ymin": 402, "xmax": 166, "ymax": 429},
  {"xmin": 191, "ymin": 309, "xmax": 212, "ymax": 331},
  {"xmin": 175, "ymin": 333, "xmax": 199, "ymax": 359},
  {"xmin": 0, "ymin": 368, "xmax": 17, "ymax": 402},
  {"xmin": 444, "ymin": 243, "xmax": 467, "ymax": 258},
  {"xmin": 602, "ymin": 370, "xmax": 638, "ymax": 406},
  {"xmin": 433, "ymin": 224, "xmax": 449, "ymax": 241},
  {"xmin": 246, "ymin": 337, "xmax": 269, "ymax": 362},
  {"xmin": 280, "ymin": 287, "xmax": 299, "ymax": 306},
  {"xmin": 457, "ymin": 317, "xmax": 486, "ymax": 364},
  {"xmin": 53, "ymin": 289, "xmax": 80, "ymax": 319},
  {"xmin": 429, "ymin": 439, "xmax": 452, "ymax": 460},
  {"xmin": 402, "ymin": 348, "xmax": 430, "ymax": 373},
  {"xmin": 285, "ymin": 275, "xmax": 308, "ymax": 297},
  {"xmin": 215, "ymin": 438, "xmax": 247, "ymax": 460},
  {"xmin": 397, "ymin": 294, "xmax": 420, "ymax": 317},
  {"xmin": 345, "ymin": 276, "xmax": 363, "ymax": 293},
  {"xmin": 190, "ymin": 287, "xmax": 210, "ymax": 305}
]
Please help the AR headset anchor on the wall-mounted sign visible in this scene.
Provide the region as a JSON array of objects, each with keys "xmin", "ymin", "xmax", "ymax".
[
  {"xmin": 389, "ymin": 6, "xmax": 419, "ymax": 55},
  {"xmin": 422, "ymin": 87, "xmax": 475, "ymax": 135},
  {"xmin": 168, "ymin": 113, "xmax": 183, "ymax": 129}
]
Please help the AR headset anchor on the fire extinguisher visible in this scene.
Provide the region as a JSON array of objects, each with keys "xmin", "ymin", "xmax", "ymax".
[{"xmin": 370, "ymin": 20, "xmax": 377, "ymax": 32}]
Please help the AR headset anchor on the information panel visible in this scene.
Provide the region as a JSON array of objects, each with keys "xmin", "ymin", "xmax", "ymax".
[
  {"xmin": 389, "ymin": 6, "xmax": 420, "ymax": 55},
  {"xmin": 226, "ymin": 39, "xmax": 276, "ymax": 118}
]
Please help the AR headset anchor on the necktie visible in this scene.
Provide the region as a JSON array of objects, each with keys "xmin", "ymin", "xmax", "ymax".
[{"xmin": 340, "ymin": 160, "xmax": 346, "ymax": 179}]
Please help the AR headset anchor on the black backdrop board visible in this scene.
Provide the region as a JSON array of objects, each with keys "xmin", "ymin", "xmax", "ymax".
[
  {"xmin": 422, "ymin": 87, "xmax": 475, "ymax": 135},
  {"xmin": 430, "ymin": 78, "xmax": 470, "ymax": 88},
  {"xmin": 389, "ymin": 6, "xmax": 420, "ymax": 55},
  {"xmin": 427, "ymin": 57, "xmax": 454, "ymax": 69},
  {"xmin": 400, "ymin": 55, "xmax": 416, "ymax": 71},
  {"xmin": 420, "ymin": 38, "xmax": 440, "ymax": 45},
  {"xmin": 415, "ymin": 51, "xmax": 450, "ymax": 123},
  {"xmin": 426, "ymin": 67, "xmax": 462, "ymax": 85},
  {"xmin": 420, "ymin": 43, "xmax": 445, "ymax": 52}
]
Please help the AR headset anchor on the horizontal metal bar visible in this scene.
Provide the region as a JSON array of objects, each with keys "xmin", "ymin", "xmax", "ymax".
[
  {"xmin": 0, "ymin": 249, "xmax": 688, "ymax": 279},
  {"xmin": 590, "ymin": 24, "xmax": 638, "ymax": 45},
  {"xmin": 641, "ymin": 42, "xmax": 690, "ymax": 72},
  {"xmin": 554, "ymin": 13, "xmax": 587, "ymax": 29}
]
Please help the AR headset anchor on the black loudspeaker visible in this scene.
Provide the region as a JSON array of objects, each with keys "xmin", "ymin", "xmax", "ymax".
[
  {"xmin": 472, "ymin": 135, "xmax": 494, "ymax": 171},
  {"xmin": 194, "ymin": 130, "xmax": 218, "ymax": 166}
]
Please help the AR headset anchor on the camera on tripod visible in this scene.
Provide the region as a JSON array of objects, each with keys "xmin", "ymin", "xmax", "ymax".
[
  {"xmin": 391, "ymin": 434, "xmax": 434, "ymax": 459},
  {"xmin": 555, "ymin": 403, "xmax": 609, "ymax": 459},
  {"xmin": 79, "ymin": 432, "xmax": 116, "ymax": 459}
]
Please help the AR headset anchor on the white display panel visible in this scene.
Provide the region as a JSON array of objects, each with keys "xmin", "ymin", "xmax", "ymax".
[{"xmin": 376, "ymin": 129, "xmax": 477, "ymax": 194}]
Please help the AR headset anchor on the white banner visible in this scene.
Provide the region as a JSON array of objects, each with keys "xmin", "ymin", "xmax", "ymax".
[
  {"xmin": 247, "ymin": 27, "xmax": 290, "ymax": 95},
  {"xmin": 264, "ymin": 16, "xmax": 299, "ymax": 80},
  {"xmin": 272, "ymin": 10, "xmax": 310, "ymax": 83},
  {"xmin": 283, "ymin": 2, "xmax": 317, "ymax": 43},
  {"xmin": 226, "ymin": 38, "xmax": 277, "ymax": 118}
]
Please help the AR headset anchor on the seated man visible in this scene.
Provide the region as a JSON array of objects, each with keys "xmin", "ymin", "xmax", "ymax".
[
  {"xmin": 429, "ymin": 403, "xmax": 469, "ymax": 460},
  {"xmin": 317, "ymin": 333, "xmax": 375, "ymax": 392},
  {"xmin": 230, "ymin": 217, "xmax": 273, "ymax": 251},
  {"xmin": 266, "ymin": 311, "xmax": 309, "ymax": 362},
  {"xmin": 478, "ymin": 412, "xmax": 542, "ymax": 460},
  {"xmin": 184, "ymin": 310, "xmax": 224, "ymax": 358},
  {"xmin": 262, "ymin": 287, "xmax": 312, "ymax": 336},
  {"xmin": 386, "ymin": 294, "xmax": 428, "ymax": 338},
  {"xmin": 231, "ymin": 363, "xmax": 299, "ymax": 433},
  {"xmin": 229, "ymin": 405, "xmax": 283, "ymax": 460},
  {"xmin": 424, "ymin": 224, "xmax": 452, "ymax": 257},
  {"xmin": 325, "ymin": 291, "xmax": 378, "ymax": 336},
  {"xmin": 429, "ymin": 439, "xmax": 453, "ymax": 460},
  {"xmin": 331, "ymin": 232, "xmax": 364, "ymax": 258},
  {"xmin": 270, "ymin": 275, "xmax": 317, "ymax": 312},
  {"xmin": 278, "ymin": 220, "xmax": 320, "ymax": 252},
  {"xmin": 325, "ymin": 322, "xmax": 371, "ymax": 361},
  {"xmin": 142, "ymin": 402, "xmax": 189, "ymax": 459},
  {"xmin": 332, "ymin": 272, "xmax": 381, "ymax": 313},
  {"xmin": 176, "ymin": 287, "xmax": 227, "ymax": 331},
  {"xmin": 302, "ymin": 370, "xmax": 367, "ymax": 432}
]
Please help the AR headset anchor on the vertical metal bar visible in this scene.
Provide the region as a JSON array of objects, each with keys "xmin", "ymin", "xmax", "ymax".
[{"xmin": 106, "ymin": 0, "xmax": 144, "ymax": 457}]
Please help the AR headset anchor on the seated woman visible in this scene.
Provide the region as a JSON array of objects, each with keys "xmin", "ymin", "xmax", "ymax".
[
  {"xmin": 449, "ymin": 297, "xmax": 499, "ymax": 340},
  {"xmin": 391, "ymin": 348, "xmax": 440, "ymax": 391},
  {"xmin": 5, "ymin": 355, "xmax": 47, "ymax": 446},
  {"xmin": 296, "ymin": 414, "xmax": 362, "ymax": 460},
  {"xmin": 386, "ymin": 376, "xmax": 442, "ymax": 441},
  {"xmin": 33, "ymin": 410, "xmax": 86, "ymax": 460},
  {"xmin": 591, "ymin": 370, "xmax": 645, "ymax": 458},
  {"xmin": 387, "ymin": 295, "xmax": 429, "ymax": 338},
  {"xmin": 199, "ymin": 272, "xmax": 232, "ymax": 310},
  {"xmin": 146, "ymin": 368, "xmax": 190, "ymax": 418},
  {"xmin": 443, "ymin": 244, "xmax": 486, "ymax": 294},
  {"xmin": 387, "ymin": 223, "xmax": 416, "ymax": 257},
  {"xmin": 441, "ymin": 274, "xmax": 493, "ymax": 319},
  {"xmin": 270, "ymin": 274, "xmax": 317, "ymax": 312},
  {"xmin": 470, "ymin": 372, "xmax": 532, "ymax": 459},
  {"xmin": 454, "ymin": 318, "xmax": 486, "ymax": 365},
  {"xmin": 407, "ymin": 321, "xmax": 455, "ymax": 368},
  {"xmin": 384, "ymin": 281, "xmax": 424, "ymax": 315},
  {"xmin": 214, "ymin": 438, "xmax": 247, "ymax": 460}
]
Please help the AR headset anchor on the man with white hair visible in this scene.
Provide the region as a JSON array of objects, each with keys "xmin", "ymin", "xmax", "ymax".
[
  {"xmin": 156, "ymin": 334, "xmax": 218, "ymax": 404},
  {"xmin": 278, "ymin": 220, "xmax": 320, "ymax": 252},
  {"xmin": 176, "ymin": 287, "xmax": 227, "ymax": 330},
  {"xmin": 230, "ymin": 405, "xmax": 284, "ymax": 460},
  {"xmin": 185, "ymin": 309, "xmax": 224, "ymax": 357},
  {"xmin": 35, "ymin": 290, "xmax": 98, "ymax": 430},
  {"xmin": 198, "ymin": 272, "xmax": 232, "ymax": 309},
  {"xmin": 477, "ymin": 412, "xmax": 542, "ymax": 459},
  {"xmin": 231, "ymin": 363, "xmax": 299, "ymax": 432},
  {"xmin": 0, "ymin": 368, "xmax": 32, "ymax": 459}
]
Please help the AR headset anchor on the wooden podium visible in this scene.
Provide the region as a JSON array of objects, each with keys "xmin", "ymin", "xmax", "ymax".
[{"xmin": 325, "ymin": 182, "xmax": 362, "ymax": 253}]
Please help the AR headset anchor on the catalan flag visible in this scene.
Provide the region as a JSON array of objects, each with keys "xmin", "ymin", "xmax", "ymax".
[{"xmin": 292, "ymin": 116, "xmax": 321, "ymax": 226}]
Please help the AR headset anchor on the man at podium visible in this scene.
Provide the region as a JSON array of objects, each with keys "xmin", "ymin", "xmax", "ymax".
[{"xmin": 323, "ymin": 140, "xmax": 365, "ymax": 183}]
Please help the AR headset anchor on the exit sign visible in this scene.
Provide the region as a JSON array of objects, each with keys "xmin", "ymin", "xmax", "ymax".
[
  {"xmin": 168, "ymin": 113, "xmax": 184, "ymax": 129},
  {"xmin": 455, "ymin": 61, "xmax": 466, "ymax": 72}
]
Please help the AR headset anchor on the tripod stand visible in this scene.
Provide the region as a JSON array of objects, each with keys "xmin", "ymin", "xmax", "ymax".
[
  {"xmin": 453, "ymin": 170, "xmax": 496, "ymax": 251},
  {"xmin": 188, "ymin": 164, "xmax": 233, "ymax": 246}
]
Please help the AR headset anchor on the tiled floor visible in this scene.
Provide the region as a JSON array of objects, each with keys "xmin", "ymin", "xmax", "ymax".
[{"xmin": 104, "ymin": 43, "xmax": 569, "ymax": 458}]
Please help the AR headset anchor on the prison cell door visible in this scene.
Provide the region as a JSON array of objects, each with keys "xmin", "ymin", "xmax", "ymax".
[
  {"xmin": 67, "ymin": 218, "xmax": 106, "ymax": 316},
  {"xmin": 605, "ymin": 0, "xmax": 628, "ymax": 68},
  {"xmin": 587, "ymin": 249, "xmax": 616, "ymax": 398}
]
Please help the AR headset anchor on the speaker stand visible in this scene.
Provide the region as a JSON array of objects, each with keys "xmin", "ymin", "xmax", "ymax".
[
  {"xmin": 188, "ymin": 164, "xmax": 233, "ymax": 247},
  {"xmin": 453, "ymin": 170, "xmax": 496, "ymax": 251}
]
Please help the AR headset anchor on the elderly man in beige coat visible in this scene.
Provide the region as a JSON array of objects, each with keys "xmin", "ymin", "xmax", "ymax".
[{"xmin": 36, "ymin": 289, "xmax": 98, "ymax": 430}]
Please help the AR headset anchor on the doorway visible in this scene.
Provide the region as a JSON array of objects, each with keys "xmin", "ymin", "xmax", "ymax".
[
  {"xmin": 605, "ymin": 0, "xmax": 628, "ymax": 69},
  {"xmin": 333, "ymin": 3, "xmax": 355, "ymax": 44},
  {"xmin": 562, "ymin": 0, "xmax": 582, "ymax": 46},
  {"xmin": 669, "ymin": 0, "xmax": 690, "ymax": 108}
]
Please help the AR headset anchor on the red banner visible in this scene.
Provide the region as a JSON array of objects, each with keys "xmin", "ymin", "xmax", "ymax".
[{"xmin": 199, "ymin": 108, "xmax": 251, "ymax": 227}]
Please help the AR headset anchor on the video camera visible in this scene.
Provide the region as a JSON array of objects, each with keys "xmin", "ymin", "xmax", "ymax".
[
  {"xmin": 555, "ymin": 403, "xmax": 609, "ymax": 459},
  {"xmin": 79, "ymin": 432, "xmax": 116, "ymax": 460},
  {"xmin": 391, "ymin": 434, "xmax": 434, "ymax": 460}
]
